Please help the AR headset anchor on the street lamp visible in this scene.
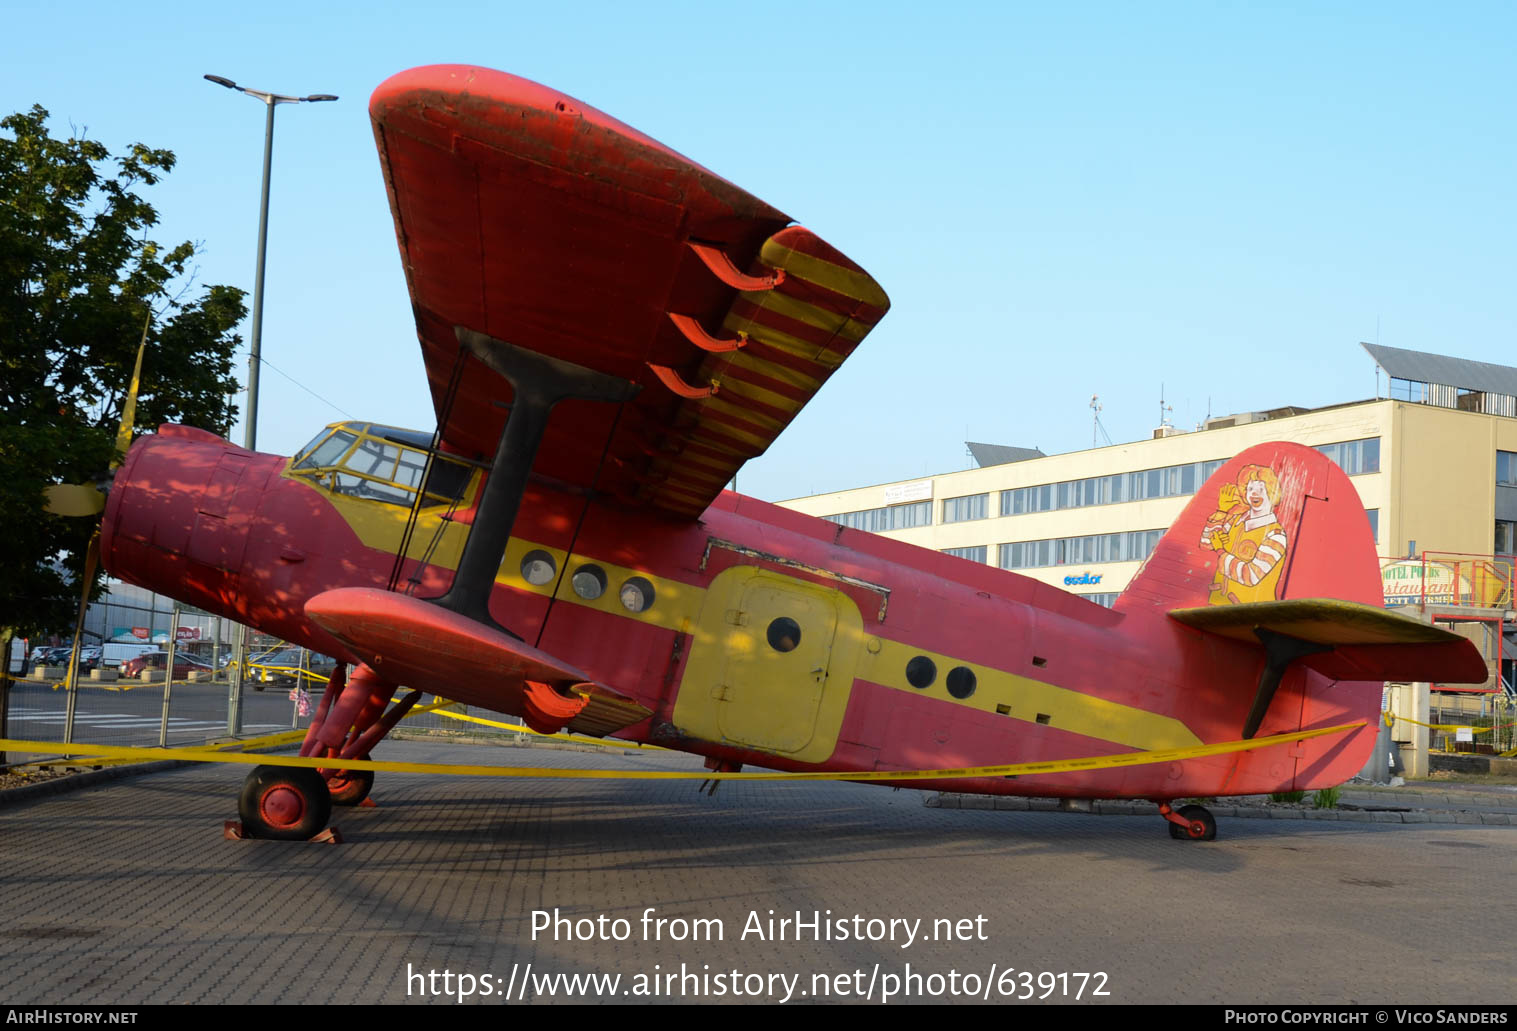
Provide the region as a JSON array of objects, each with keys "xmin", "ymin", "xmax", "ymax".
[
  {"xmin": 204, "ymin": 75, "xmax": 336, "ymax": 737},
  {"xmin": 203, "ymin": 74, "xmax": 337, "ymax": 452}
]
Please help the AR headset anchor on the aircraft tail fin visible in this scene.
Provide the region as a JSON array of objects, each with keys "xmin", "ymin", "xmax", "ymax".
[{"xmin": 1115, "ymin": 440, "xmax": 1384, "ymax": 615}]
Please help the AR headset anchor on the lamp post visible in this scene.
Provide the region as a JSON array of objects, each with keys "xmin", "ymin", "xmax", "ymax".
[
  {"xmin": 203, "ymin": 74, "xmax": 337, "ymax": 451},
  {"xmin": 205, "ymin": 75, "xmax": 336, "ymax": 735}
]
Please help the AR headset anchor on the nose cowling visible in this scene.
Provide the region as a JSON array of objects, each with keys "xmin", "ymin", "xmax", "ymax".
[{"xmin": 101, "ymin": 425, "xmax": 279, "ymax": 620}]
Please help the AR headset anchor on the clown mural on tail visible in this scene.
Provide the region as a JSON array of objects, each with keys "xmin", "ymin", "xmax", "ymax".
[{"xmin": 1202, "ymin": 463, "xmax": 1295, "ymax": 605}]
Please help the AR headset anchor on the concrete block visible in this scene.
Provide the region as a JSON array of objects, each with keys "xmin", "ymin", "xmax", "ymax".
[
  {"xmin": 37, "ymin": 665, "xmax": 64, "ymax": 680},
  {"xmin": 994, "ymin": 797, "xmax": 1030, "ymax": 810},
  {"xmin": 1479, "ymin": 813, "xmax": 1511, "ymax": 826},
  {"xmin": 1027, "ymin": 799, "xmax": 1058, "ymax": 811},
  {"xmin": 1401, "ymin": 812, "xmax": 1430, "ymax": 823},
  {"xmin": 89, "ymin": 669, "xmax": 118, "ymax": 682},
  {"xmin": 1337, "ymin": 811, "xmax": 1372, "ymax": 822},
  {"xmin": 138, "ymin": 670, "xmax": 164, "ymax": 682},
  {"xmin": 188, "ymin": 671, "xmax": 212, "ymax": 683},
  {"xmin": 1269, "ymin": 808, "xmax": 1305, "ymax": 819}
]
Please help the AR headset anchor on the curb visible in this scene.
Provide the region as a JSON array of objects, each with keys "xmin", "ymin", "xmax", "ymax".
[{"xmin": 923, "ymin": 793, "xmax": 1517, "ymax": 825}]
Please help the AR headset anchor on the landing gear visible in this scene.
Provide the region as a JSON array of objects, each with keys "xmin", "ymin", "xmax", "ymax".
[
  {"xmin": 325, "ymin": 763, "xmax": 374, "ymax": 807},
  {"xmin": 1159, "ymin": 801, "xmax": 1217, "ymax": 841},
  {"xmin": 238, "ymin": 766, "xmax": 333, "ymax": 840}
]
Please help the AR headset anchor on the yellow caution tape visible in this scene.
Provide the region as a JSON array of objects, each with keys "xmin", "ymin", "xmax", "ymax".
[
  {"xmin": 419, "ymin": 703, "xmax": 661, "ymax": 750},
  {"xmin": 1384, "ymin": 714, "xmax": 1493, "ymax": 734},
  {"xmin": 0, "ymin": 721, "xmax": 1364, "ymax": 783}
]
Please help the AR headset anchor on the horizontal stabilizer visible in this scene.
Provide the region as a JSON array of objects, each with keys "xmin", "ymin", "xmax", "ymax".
[
  {"xmin": 306, "ymin": 588, "xmax": 652, "ymax": 735},
  {"xmin": 1171, "ymin": 599, "xmax": 1489, "ymax": 684}
]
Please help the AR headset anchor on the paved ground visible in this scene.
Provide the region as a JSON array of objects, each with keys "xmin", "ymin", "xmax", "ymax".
[{"xmin": 0, "ymin": 740, "xmax": 1512, "ymax": 1006}]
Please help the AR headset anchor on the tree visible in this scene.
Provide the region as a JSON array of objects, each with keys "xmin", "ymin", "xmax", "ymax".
[{"xmin": 0, "ymin": 105, "xmax": 248, "ymax": 641}]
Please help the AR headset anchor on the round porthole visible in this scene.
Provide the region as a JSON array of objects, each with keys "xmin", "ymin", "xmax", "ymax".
[
  {"xmin": 946, "ymin": 666, "xmax": 977, "ymax": 699},
  {"xmin": 521, "ymin": 550, "xmax": 556, "ymax": 586},
  {"xmin": 767, "ymin": 617, "xmax": 802, "ymax": 653},
  {"xmin": 619, "ymin": 576, "xmax": 656, "ymax": 613},
  {"xmin": 905, "ymin": 655, "xmax": 936, "ymax": 689},
  {"xmin": 571, "ymin": 564, "xmax": 607, "ymax": 600}
]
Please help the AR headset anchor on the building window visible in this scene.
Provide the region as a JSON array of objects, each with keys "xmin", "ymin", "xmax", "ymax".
[
  {"xmin": 1497, "ymin": 521, "xmax": 1517, "ymax": 557},
  {"xmin": 998, "ymin": 529, "xmax": 1164, "ymax": 570},
  {"xmin": 941, "ymin": 545, "xmax": 988, "ymax": 563},
  {"xmin": 824, "ymin": 501, "xmax": 932, "ymax": 533},
  {"xmin": 1316, "ymin": 437, "xmax": 1380, "ymax": 476},
  {"xmin": 1498, "ymin": 452, "xmax": 1517, "ymax": 487},
  {"xmin": 1082, "ymin": 593, "xmax": 1120, "ymax": 608},
  {"xmin": 1365, "ymin": 509, "xmax": 1379, "ymax": 544},
  {"xmin": 942, "ymin": 493, "xmax": 988, "ymax": 523},
  {"xmin": 998, "ymin": 458, "xmax": 1229, "ymax": 518}
]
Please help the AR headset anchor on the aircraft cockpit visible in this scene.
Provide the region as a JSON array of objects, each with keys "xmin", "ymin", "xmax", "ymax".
[{"xmin": 288, "ymin": 422, "xmax": 475, "ymax": 509}]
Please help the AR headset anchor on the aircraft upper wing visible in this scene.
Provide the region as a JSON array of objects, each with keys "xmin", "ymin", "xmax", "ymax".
[{"xmin": 370, "ymin": 66, "xmax": 890, "ymax": 518}]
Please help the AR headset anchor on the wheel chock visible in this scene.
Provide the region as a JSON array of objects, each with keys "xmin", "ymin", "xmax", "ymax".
[
  {"xmin": 359, "ymin": 796, "xmax": 378, "ymax": 808},
  {"xmin": 223, "ymin": 820, "xmax": 343, "ymax": 844}
]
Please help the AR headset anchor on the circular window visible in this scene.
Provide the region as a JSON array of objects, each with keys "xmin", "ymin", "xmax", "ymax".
[
  {"xmin": 520, "ymin": 550, "xmax": 556, "ymax": 586},
  {"xmin": 946, "ymin": 666, "xmax": 977, "ymax": 699},
  {"xmin": 571, "ymin": 564, "xmax": 607, "ymax": 600},
  {"xmin": 767, "ymin": 617, "xmax": 802, "ymax": 652},
  {"xmin": 619, "ymin": 576, "xmax": 656, "ymax": 613},
  {"xmin": 905, "ymin": 655, "xmax": 936, "ymax": 689}
]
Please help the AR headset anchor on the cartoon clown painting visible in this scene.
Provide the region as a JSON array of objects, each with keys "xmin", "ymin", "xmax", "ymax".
[{"xmin": 1201, "ymin": 463, "xmax": 1290, "ymax": 605}]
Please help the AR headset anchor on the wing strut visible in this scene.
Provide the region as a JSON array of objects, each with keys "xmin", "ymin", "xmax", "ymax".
[
  {"xmin": 1244, "ymin": 628, "xmax": 1332, "ymax": 739},
  {"xmin": 432, "ymin": 327, "xmax": 639, "ymax": 634}
]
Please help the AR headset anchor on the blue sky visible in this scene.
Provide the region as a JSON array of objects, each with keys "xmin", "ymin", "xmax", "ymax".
[{"xmin": 5, "ymin": 2, "xmax": 1514, "ymax": 502}]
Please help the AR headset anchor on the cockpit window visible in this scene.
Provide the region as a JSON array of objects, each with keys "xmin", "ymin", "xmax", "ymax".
[
  {"xmin": 288, "ymin": 422, "xmax": 473, "ymax": 509},
  {"xmin": 294, "ymin": 429, "xmax": 357, "ymax": 471}
]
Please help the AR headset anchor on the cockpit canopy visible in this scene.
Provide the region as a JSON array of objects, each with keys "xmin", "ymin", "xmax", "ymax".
[{"xmin": 289, "ymin": 422, "xmax": 473, "ymax": 508}]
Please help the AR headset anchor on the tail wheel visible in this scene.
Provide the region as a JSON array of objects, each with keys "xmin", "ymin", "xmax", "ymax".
[
  {"xmin": 238, "ymin": 766, "xmax": 332, "ymax": 840},
  {"xmin": 1167, "ymin": 804, "xmax": 1217, "ymax": 841},
  {"xmin": 325, "ymin": 762, "xmax": 374, "ymax": 807}
]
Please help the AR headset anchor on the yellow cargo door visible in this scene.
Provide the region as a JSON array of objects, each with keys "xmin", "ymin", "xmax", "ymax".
[{"xmin": 675, "ymin": 566, "xmax": 862, "ymax": 763}]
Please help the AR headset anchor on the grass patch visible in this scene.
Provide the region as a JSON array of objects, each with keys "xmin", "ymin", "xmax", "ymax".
[
  {"xmin": 1270, "ymin": 790, "xmax": 1306, "ymax": 803},
  {"xmin": 1312, "ymin": 785, "xmax": 1342, "ymax": 809}
]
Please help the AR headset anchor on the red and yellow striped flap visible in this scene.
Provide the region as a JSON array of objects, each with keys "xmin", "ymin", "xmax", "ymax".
[{"xmin": 642, "ymin": 227, "xmax": 890, "ymax": 516}]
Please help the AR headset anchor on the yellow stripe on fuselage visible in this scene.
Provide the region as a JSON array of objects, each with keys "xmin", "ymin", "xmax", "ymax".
[{"xmin": 294, "ymin": 468, "xmax": 1196, "ymax": 751}]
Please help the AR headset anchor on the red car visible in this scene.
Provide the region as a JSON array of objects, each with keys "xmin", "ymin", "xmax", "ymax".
[{"xmin": 119, "ymin": 651, "xmax": 213, "ymax": 679}]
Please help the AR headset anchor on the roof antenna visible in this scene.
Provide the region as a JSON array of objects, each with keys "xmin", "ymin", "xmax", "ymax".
[{"xmin": 1090, "ymin": 395, "xmax": 1111, "ymax": 447}]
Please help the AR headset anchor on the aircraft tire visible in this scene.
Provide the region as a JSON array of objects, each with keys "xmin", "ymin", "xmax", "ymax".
[
  {"xmin": 325, "ymin": 764, "xmax": 374, "ymax": 807},
  {"xmin": 238, "ymin": 765, "xmax": 333, "ymax": 840},
  {"xmin": 1167, "ymin": 804, "xmax": 1217, "ymax": 841}
]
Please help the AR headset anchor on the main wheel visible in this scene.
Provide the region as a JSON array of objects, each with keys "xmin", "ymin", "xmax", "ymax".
[
  {"xmin": 1167, "ymin": 804, "xmax": 1217, "ymax": 841},
  {"xmin": 325, "ymin": 764, "xmax": 374, "ymax": 807},
  {"xmin": 238, "ymin": 766, "xmax": 332, "ymax": 840}
]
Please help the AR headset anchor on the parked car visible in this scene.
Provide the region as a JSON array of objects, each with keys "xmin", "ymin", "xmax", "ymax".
[
  {"xmin": 120, "ymin": 651, "xmax": 213, "ymax": 680},
  {"xmin": 246, "ymin": 647, "xmax": 336, "ymax": 688}
]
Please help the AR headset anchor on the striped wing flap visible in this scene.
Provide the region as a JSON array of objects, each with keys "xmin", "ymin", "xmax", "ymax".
[{"xmin": 643, "ymin": 227, "xmax": 890, "ymax": 515}]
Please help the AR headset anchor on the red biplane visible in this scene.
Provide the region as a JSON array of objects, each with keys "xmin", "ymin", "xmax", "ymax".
[{"xmin": 92, "ymin": 65, "xmax": 1484, "ymax": 840}]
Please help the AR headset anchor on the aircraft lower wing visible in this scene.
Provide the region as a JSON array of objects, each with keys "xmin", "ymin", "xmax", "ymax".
[
  {"xmin": 371, "ymin": 66, "xmax": 889, "ymax": 518},
  {"xmin": 306, "ymin": 588, "xmax": 653, "ymax": 736},
  {"xmin": 1170, "ymin": 599, "xmax": 1490, "ymax": 684}
]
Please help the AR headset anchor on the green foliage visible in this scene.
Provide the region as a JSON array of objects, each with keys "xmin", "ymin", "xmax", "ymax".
[
  {"xmin": 0, "ymin": 106, "xmax": 247, "ymax": 638},
  {"xmin": 1312, "ymin": 785, "xmax": 1342, "ymax": 809},
  {"xmin": 1270, "ymin": 790, "xmax": 1307, "ymax": 803}
]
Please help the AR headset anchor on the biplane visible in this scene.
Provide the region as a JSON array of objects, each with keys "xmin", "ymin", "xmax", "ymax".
[{"xmin": 90, "ymin": 65, "xmax": 1485, "ymax": 840}]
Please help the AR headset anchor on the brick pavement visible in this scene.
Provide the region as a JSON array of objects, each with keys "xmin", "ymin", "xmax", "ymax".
[{"xmin": 0, "ymin": 740, "xmax": 1512, "ymax": 1005}]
